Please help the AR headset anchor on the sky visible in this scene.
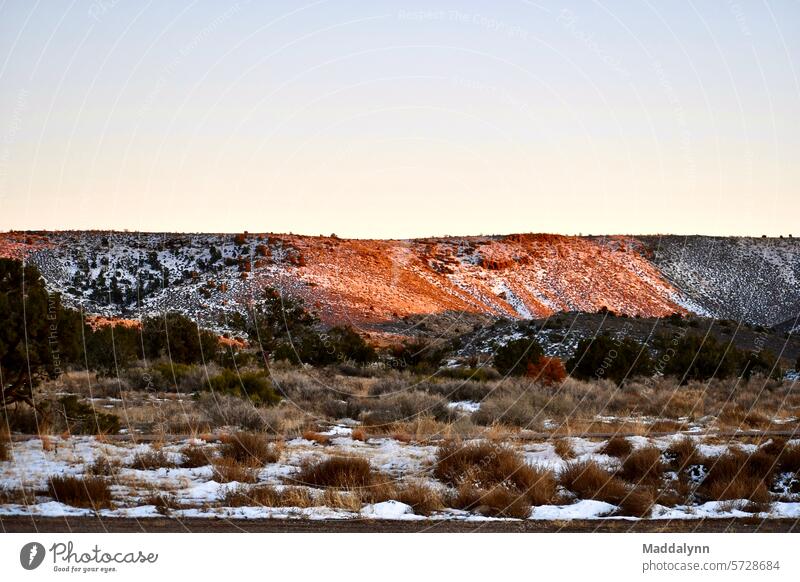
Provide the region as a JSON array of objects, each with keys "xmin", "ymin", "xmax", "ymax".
[{"xmin": 0, "ymin": 0, "xmax": 798, "ymax": 238}]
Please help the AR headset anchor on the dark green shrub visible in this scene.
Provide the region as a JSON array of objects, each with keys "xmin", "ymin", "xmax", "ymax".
[
  {"xmin": 56, "ymin": 395, "xmax": 120, "ymax": 435},
  {"xmin": 739, "ymin": 349, "xmax": 780, "ymax": 379},
  {"xmin": 141, "ymin": 312, "xmax": 219, "ymax": 364},
  {"xmin": 656, "ymin": 334, "xmax": 746, "ymax": 383},
  {"xmin": 273, "ymin": 330, "xmax": 335, "ymax": 366},
  {"xmin": 324, "ymin": 326, "xmax": 377, "ymax": 364},
  {"xmin": 493, "ymin": 337, "xmax": 543, "ymax": 376},
  {"xmin": 0, "ymin": 259, "xmax": 86, "ymax": 408},
  {"xmin": 207, "ymin": 369, "xmax": 280, "ymax": 405},
  {"xmin": 568, "ymin": 335, "xmax": 654, "ymax": 384},
  {"xmin": 84, "ymin": 324, "xmax": 140, "ymax": 376},
  {"xmin": 245, "ymin": 288, "xmax": 318, "ymax": 355},
  {"xmin": 389, "ymin": 339, "xmax": 447, "ymax": 373}
]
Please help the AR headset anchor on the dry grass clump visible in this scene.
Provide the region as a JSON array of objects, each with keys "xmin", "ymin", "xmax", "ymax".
[
  {"xmin": 656, "ymin": 478, "xmax": 692, "ymax": 507},
  {"xmin": 180, "ymin": 444, "xmax": 214, "ymax": 468},
  {"xmin": 434, "ymin": 441, "xmax": 557, "ymax": 506},
  {"xmin": 350, "ymin": 427, "xmax": 368, "ymax": 442},
  {"xmin": 391, "ymin": 430, "xmax": 413, "ymax": 443},
  {"xmin": 87, "ymin": 455, "xmax": 121, "ymax": 477},
  {"xmin": 619, "ymin": 446, "xmax": 664, "ymax": 486},
  {"xmin": 359, "ymin": 391, "xmax": 452, "ymax": 426},
  {"xmin": 47, "ymin": 475, "xmax": 112, "ymax": 509},
  {"xmin": 777, "ymin": 444, "xmax": 800, "ymax": 473},
  {"xmin": 559, "ymin": 460, "xmax": 653, "ymax": 517},
  {"xmin": 707, "ymin": 474, "xmax": 770, "ymax": 504},
  {"xmin": 394, "ymin": 482, "xmax": 445, "ymax": 516},
  {"xmin": 761, "ymin": 439, "xmax": 800, "ymax": 473},
  {"xmin": 0, "ymin": 430, "xmax": 11, "ymax": 461},
  {"xmin": 130, "ymin": 448, "xmax": 177, "ymax": 470},
  {"xmin": 220, "ymin": 432, "xmax": 282, "ymax": 466},
  {"xmin": 664, "ymin": 437, "xmax": 702, "ymax": 471},
  {"xmin": 472, "ymin": 392, "xmax": 542, "ymax": 429},
  {"xmin": 553, "ymin": 438, "xmax": 576, "ymax": 460},
  {"xmin": 292, "ymin": 455, "xmax": 401, "ymax": 510},
  {"xmin": 560, "ymin": 460, "xmax": 627, "ymax": 501},
  {"xmin": 196, "ymin": 393, "xmax": 266, "ymax": 431},
  {"xmin": 717, "ymin": 406, "xmax": 771, "ymax": 430},
  {"xmin": 600, "ymin": 436, "xmax": 633, "ymax": 458},
  {"xmin": 448, "ymin": 484, "xmax": 532, "ymax": 519},
  {"xmin": 616, "ymin": 487, "xmax": 657, "ymax": 517},
  {"xmin": 320, "ymin": 489, "xmax": 363, "ymax": 512},
  {"xmin": 0, "ymin": 486, "xmax": 36, "ymax": 505},
  {"xmin": 302, "ymin": 430, "xmax": 331, "ymax": 445},
  {"xmin": 360, "ymin": 478, "xmax": 401, "ymax": 504},
  {"xmin": 698, "ymin": 450, "xmax": 771, "ymax": 504},
  {"xmin": 223, "ymin": 484, "xmax": 313, "ymax": 508},
  {"xmin": 295, "ymin": 455, "xmax": 377, "ymax": 489},
  {"xmin": 646, "ymin": 420, "xmax": 687, "ymax": 434},
  {"xmin": 650, "ymin": 389, "xmax": 705, "ymax": 418},
  {"xmin": 143, "ymin": 491, "xmax": 181, "ymax": 515},
  {"xmin": 211, "ymin": 458, "xmax": 259, "ymax": 483},
  {"xmin": 382, "ymin": 415, "xmax": 470, "ymax": 442}
]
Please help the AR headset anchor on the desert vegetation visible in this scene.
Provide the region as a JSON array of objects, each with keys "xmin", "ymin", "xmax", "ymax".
[{"xmin": 2, "ymin": 257, "xmax": 800, "ymax": 522}]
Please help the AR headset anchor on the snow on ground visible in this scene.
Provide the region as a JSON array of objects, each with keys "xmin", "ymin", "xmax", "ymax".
[
  {"xmin": 531, "ymin": 500, "xmax": 617, "ymax": 520},
  {"xmin": 2, "ymin": 432, "xmax": 799, "ymax": 521},
  {"xmin": 447, "ymin": 401, "xmax": 481, "ymax": 414},
  {"xmin": 362, "ymin": 500, "xmax": 425, "ymax": 520}
]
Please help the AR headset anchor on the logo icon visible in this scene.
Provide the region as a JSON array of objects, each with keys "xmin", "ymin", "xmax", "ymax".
[{"xmin": 20, "ymin": 542, "xmax": 46, "ymax": 570}]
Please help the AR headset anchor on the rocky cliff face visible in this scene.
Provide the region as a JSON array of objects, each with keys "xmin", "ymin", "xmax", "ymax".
[{"xmin": 1, "ymin": 231, "xmax": 797, "ymax": 330}]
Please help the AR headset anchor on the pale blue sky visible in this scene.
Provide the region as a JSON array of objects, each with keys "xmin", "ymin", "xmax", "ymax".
[{"xmin": 1, "ymin": 1, "xmax": 798, "ymax": 237}]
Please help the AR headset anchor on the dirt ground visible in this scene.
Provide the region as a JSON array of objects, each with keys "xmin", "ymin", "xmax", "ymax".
[{"xmin": 1, "ymin": 516, "xmax": 798, "ymax": 533}]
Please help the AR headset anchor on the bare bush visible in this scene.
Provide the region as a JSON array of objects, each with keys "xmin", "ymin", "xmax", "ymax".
[
  {"xmin": 295, "ymin": 455, "xmax": 378, "ymax": 489},
  {"xmin": 435, "ymin": 441, "xmax": 556, "ymax": 505},
  {"xmin": 448, "ymin": 483, "xmax": 532, "ymax": 519},
  {"xmin": 220, "ymin": 432, "xmax": 281, "ymax": 466},
  {"xmin": 359, "ymin": 391, "xmax": 452, "ymax": 426},
  {"xmin": 211, "ymin": 458, "xmax": 259, "ymax": 483},
  {"xmin": 87, "ymin": 455, "xmax": 121, "ymax": 476},
  {"xmin": 196, "ymin": 393, "xmax": 265, "ymax": 431},
  {"xmin": 223, "ymin": 484, "xmax": 313, "ymax": 508},
  {"xmin": 619, "ymin": 446, "xmax": 664, "ymax": 486},
  {"xmin": 600, "ymin": 436, "xmax": 633, "ymax": 458},
  {"xmin": 180, "ymin": 444, "xmax": 214, "ymax": 468},
  {"xmin": 395, "ymin": 481, "xmax": 445, "ymax": 515},
  {"xmin": 47, "ymin": 475, "xmax": 112, "ymax": 509},
  {"xmin": 130, "ymin": 448, "xmax": 177, "ymax": 470}
]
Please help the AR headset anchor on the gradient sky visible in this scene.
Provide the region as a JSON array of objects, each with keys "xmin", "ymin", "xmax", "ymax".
[{"xmin": 1, "ymin": 1, "xmax": 798, "ymax": 238}]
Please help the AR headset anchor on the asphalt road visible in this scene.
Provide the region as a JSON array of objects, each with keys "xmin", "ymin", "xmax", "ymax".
[{"xmin": 1, "ymin": 516, "xmax": 798, "ymax": 533}]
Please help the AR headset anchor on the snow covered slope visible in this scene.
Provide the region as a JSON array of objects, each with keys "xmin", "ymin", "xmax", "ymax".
[
  {"xmin": 0, "ymin": 232, "xmax": 797, "ymax": 329},
  {"xmin": 638, "ymin": 236, "xmax": 800, "ymax": 327}
]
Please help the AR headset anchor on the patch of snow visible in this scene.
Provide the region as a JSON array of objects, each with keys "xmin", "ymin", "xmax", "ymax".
[
  {"xmin": 447, "ymin": 401, "xmax": 481, "ymax": 414},
  {"xmin": 361, "ymin": 500, "xmax": 424, "ymax": 520},
  {"xmin": 530, "ymin": 500, "xmax": 618, "ymax": 520}
]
